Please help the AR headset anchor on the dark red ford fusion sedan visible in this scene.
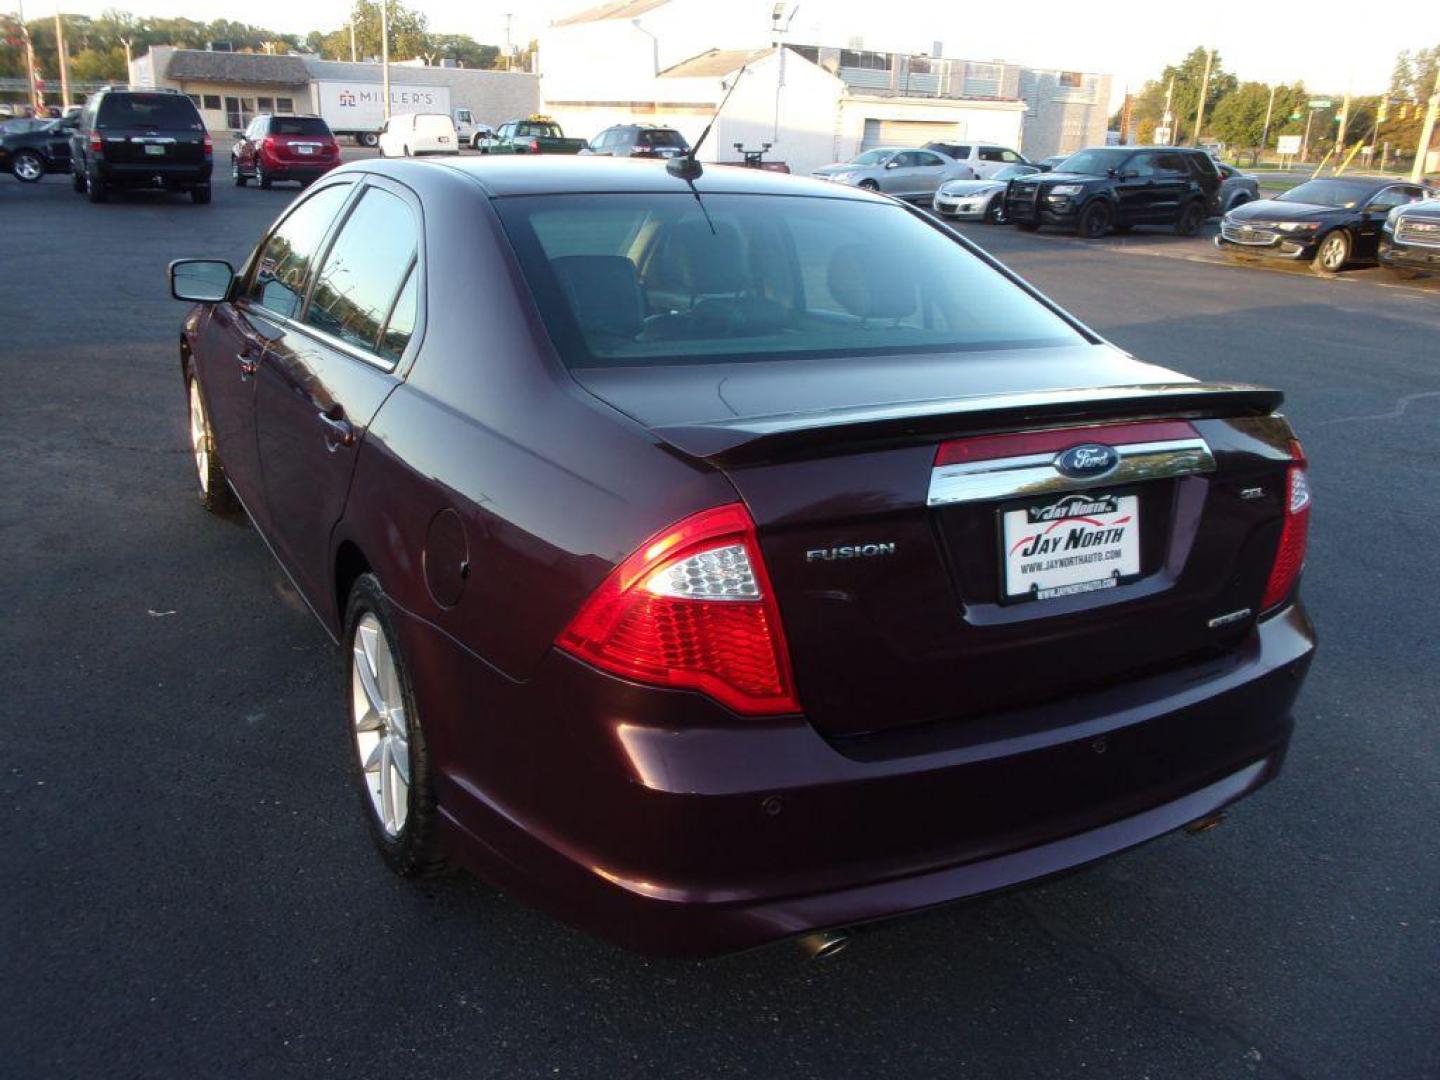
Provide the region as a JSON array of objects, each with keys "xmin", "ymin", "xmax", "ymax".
[{"xmin": 169, "ymin": 156, "xmax": 1315, "ymax": 958}]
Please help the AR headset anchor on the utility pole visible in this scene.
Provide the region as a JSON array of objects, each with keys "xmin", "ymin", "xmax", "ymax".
[
  {"xmin": 17, "ymin": 0, "xmax": 40, "ymax": 114},
  {"xmin": 380, "ymin": 0, "xmax": 390, "ymax": 120},
  {"xmin": 1259, "ymin": 83, "xmax": 1277, "ymax": 160},
  {"xmin": 53, "ymin": 9, "xmax": 69, "ymax": 109},
  {"xmin": 1335, "ymin": 89, "xmax": 1351, "ymax": 153},
  {"xmin": 1412, "ymin": 68, "xmax": 1440, "ymax": 183},
  {"xmin": 120, "ymin": 36, "xmax": 132, "ymax": 73},
  {"xmin": 1120, "ymin": 87, "xmax": 1134, "ymax": 144},
  {"xmin": 1301, "ymin": 107, "xmax": 1316, "ymax": 162},
  {"xmin": 348, "ymin": 19, "xmax": 356, "ymax": 63},
  {"xmin": 1192, "ymin": 47, "xmax": 1214, "ymax": 146},
  {"xmin": 504, "ymin": 13, "xmax": 513, "ymax": 71}
]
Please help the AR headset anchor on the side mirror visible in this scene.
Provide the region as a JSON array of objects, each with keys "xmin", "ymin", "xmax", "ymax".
[
  {"xmin": 884, "ymin": 159, "xmax": 901, "ymax": 169},
  {"xmin": 169, "ymin": 259, "xmax": 235, "ymax": 303}
]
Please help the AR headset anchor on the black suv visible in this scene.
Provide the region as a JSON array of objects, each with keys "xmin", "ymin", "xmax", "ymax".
[
  {"xmin": 1004, "ymin": 146, "xmax": 1220, "ymax": 238},
  {"xmin": 70, "ymin": 86, "xmax": 212, "ymax": 204},
  {"xmin": 583, "ymin": 124, "xmax": 689, "ymax": 159}
]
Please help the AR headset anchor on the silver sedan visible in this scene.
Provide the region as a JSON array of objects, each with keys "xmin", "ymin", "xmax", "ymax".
[
  {"xmin": 812, "ymin": 147, "xmax": 975, "ymax": 200},
  {"xmin": 932, "ymin": 164, "xmax": 1041, "ymax": 222},
  {"xmin": 1217, "ymin": 163, "xmax": 1261, "ymax": 213}
]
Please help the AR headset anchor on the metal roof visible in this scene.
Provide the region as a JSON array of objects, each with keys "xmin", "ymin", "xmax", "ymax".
[
  {"xmin": 163, "ymin": 50, "xmax": 310, "ymax": 87},
  {"xmin": 658, "ymin": 48, "xmax": 773, "ymax": 80},
  {"xmin": 553, "ymin": 0, "xmax": 670, "ymax": 26}
]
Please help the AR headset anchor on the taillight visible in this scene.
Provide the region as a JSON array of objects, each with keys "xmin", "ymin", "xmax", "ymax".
[
  {"xmin": 203, "ymin": 132, "xmax": 213, "ymax": 156},
  {"xmin": 89, "ymin": 131, "xmax": 103, "ymax": 155},
  {"xmin": 262, "ymin": 135, "xmax": 276, "ymax": 155},
  {"xmin": 556, "ymin": 503, "xmax": 800, "ymax": 715},
  {"xmin": 1261, "ymin": 439, "xmax": 1310, "ymax": 611},
  {"xmin": 527, "ymin": 137, "xmax": 540, "ymax": 153}
]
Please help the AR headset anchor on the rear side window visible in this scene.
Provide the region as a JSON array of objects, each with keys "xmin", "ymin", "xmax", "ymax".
[
  {"xmin": 97, "ymin": 93, "xmax": 202, "ymax": 130},
  {"xmin": 979, "ymin": 147, "xmax": 1005, "ymax": 162},
  {"xmin": 495, "ymin": 192, "xmax": 1085, "ymax": 369},
  {"xmin": 304, "ymin": 188, "xmax": 418, "ymax": 358},
  {"xmin": 271, "ymin": 117, "xmax": 330, "ymax": 137},
  {"xmin": 244, "ymin": 183, "xmax": 352, "ymax": 319}
]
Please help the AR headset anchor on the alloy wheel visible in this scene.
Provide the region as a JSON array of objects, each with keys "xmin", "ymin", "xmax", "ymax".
[
  {"xmin": 188, "ymin": 379, "xmax": 211, "ymax": 494},
  {"xmin": 351, "ymin": 613, "xmax": 411, "ymax": 837},
  {"xmin": 13, "ymin": 152, "xmax": 42, "ymax": 182},
  {"xmin": 1319, "ymin": 234, "xmax": 1347, "ymax": 271}
]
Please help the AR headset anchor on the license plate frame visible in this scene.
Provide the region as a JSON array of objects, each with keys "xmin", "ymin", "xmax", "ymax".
[
  {"xmin": 143, "ymin": 144, "xmax": 166, "ymax": 156},
  {"xmin": 997, "ymin": 489, "xmax": 1142, "ymax": 605}
]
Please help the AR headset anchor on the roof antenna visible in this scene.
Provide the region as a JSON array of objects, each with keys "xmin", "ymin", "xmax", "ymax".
[{"xmin": 667, "ymin": 63, "xmax": 749, "ymax": 180}]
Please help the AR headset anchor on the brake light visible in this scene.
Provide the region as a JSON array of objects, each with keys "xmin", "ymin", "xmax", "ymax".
[
  {"xmin": 203, "ymin": 132, "xmax": 213, "ymax": 156},
  {"xmin": 1260, "ymin": 440, "xmax": 1310, "ymax": 611},
  {"xmin": 527, "ymin": 137, "xmax": 540, "ymax": 153},
  {"xmin": 262, "ymin": 135, "xmax": 276, "ymax": 155},
  {"xmin": 556, "ymin": 503, "xmax": 800, "ymax": 715},
  {"xmin": 89, "ymin": 131, "xmax": 102, "ymax": 155}
]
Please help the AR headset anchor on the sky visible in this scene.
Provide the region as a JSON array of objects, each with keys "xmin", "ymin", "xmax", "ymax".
[{"xmin": 42, "ymin": 0, "xmax": 1440, "ymax": 108}]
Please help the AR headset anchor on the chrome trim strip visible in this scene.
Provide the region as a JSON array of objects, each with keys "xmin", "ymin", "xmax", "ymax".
[{"xmin": 927, "ymin": 437, "xmax": 1214, "ymax": 507}]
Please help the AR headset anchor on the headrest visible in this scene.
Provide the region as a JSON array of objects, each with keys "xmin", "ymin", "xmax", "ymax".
[
  {"xmin": 826, "ymin": 244, "xmax": 917, "ymax": 320},
  {"xmin": 550, "ymin": 255, "xmax": 643, "ymax": 340}
]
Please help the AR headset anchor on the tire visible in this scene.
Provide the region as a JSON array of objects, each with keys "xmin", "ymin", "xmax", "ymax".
[
  {"xmin": 1175, "ymin": 200, "xmax": 1206, "ymax": 237},
  {"xmin": 359, "ymin": 131, "xmax": 379, "ymax": 148},
  {"xmin": 191, "ymin": 184, "xmax": 211, "ymax": 205},
  {"xmin": 1312, "ymin": 230, "xmax": 1350, "ymax": 275},
  {"xmin": 187, "ymin": 375, "xmax": 238, "ymax": 514},
  {"xmin": 232, "ymin": 158, "xmax": 247, "ymax": 187},
  {"xmin": 1077, "ymin": 200, "xmax": 1113, "ymax": 238},
  {"xmin": 858, "ymin": 178, "xmax": 879, "ymax": 191},
  {"xmin": 344, "ymin": 573, "xmax": 448, "ymax": 879},
  {"xmin": 984, "ymin": 194, "xmax": 1006, "ymax": 224},
  {"xmin": 12, "ymin": 150, "xmax": 44, "ymax": 182},
  {"xmin": 256, "ymin": 162, "xmax": 271, "ymax": 189},
  {"xmin": 86, "ymin": 170, "xmax": 108, "ymax": 203}
]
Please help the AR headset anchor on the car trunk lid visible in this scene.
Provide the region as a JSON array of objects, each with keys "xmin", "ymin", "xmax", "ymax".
[{"xmin": 573, "ymin": 347, "xmax": 1297, "ymax": 737}]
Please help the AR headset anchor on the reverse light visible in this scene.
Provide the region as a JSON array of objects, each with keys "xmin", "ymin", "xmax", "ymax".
[
  {"xmin": 556, "ymin": 503, "xmax": 800, "ymax": 716},
  {"xmin": 1261, "ymin": 440, "xmax": 1311, "ymax": 611}
]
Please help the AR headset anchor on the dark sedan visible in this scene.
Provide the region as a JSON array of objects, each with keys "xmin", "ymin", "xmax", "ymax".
[
  {"xmin": 169, "ymin": 157, "xmax": 1315, "ymax": 958},
  {"xmin": 1216, "ymin": 176, "xmax": 1431, "ymax": 274},
  {"xmin": 1379, "ymin": 197, "xmax": 1440, "ymax": 279},
  {"xmin": 0, "ymin": 115, "xmax": 75, "ymax": 182}
]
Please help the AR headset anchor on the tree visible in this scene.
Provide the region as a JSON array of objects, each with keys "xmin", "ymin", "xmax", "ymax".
[
  {"xmin": 1390, "ymin": 51, "xmax": 1415, "ymax": 98},
  {"xmin": 1210, "ymin": 81, "xmax": 1309, "ymax": 151},
  {"xmin": 1129, "ymin": 47, "xmax": 1238, "ymax": 145}
]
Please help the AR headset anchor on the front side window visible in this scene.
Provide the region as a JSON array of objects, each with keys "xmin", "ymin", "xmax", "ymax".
[
  {"xmin": 304, "ymin": 188, "xmax": 418, "ymax": 357},
  {"xmin": 1126, "ymin": 154, "xmax": 1158, "ymax": 177},
  {"xmin": 244, "ymin": 183, "xmax": 353, "ymax": 319},
  {"xmin": 979, "ymin": 147, "xmax": 1005, "ymax": 162},
  {"xmin": 850, "ymin": 149, "xmax": 895, "ymax": 166},
  {"xmin": 495, "ymin": 193, "xmax": 1085, "ymax": 369}
]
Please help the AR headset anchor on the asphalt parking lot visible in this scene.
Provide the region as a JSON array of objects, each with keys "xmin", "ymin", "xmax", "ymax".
[{"xmin": 2, "ymin": 157, "xmax": 1437, "ymax": 1080}]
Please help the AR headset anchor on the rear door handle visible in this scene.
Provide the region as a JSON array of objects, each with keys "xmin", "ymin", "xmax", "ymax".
[
  {"xmin": 236, "ymin": 351, "xmax": 258, "ymax": 377},
  {"xmin": 318, "ymin": 411, "xmax": 355, "ymax": 450}
]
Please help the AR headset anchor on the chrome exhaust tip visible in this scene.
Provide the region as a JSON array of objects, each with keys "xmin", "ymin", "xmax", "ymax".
[
  {"xmin": 1184, "ymin": 812, "xmax": 1226, "ymax": 835},
  {"xmin": 796, "ymin": 930, "xmax": 851, "ymax": 960}
]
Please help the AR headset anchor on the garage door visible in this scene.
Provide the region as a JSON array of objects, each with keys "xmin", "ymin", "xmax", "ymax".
[{"xmin": 861, "ymin": 118, "xmax": 964, "ymax": 151}]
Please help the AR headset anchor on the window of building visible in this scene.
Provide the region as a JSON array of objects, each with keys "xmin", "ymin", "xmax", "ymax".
[
  {"xmin": 305, "ymin": 189, "xmax": 419, "ymax": 358},
  {"xmin": 257, "ymin": 96, "xmax": 274, "ymax": 111},
  {"xmin": 186, "ymin": 94, "xmax": 201, "ymax": 108},
  {"xmin": 276, "ymin": 97, "xmax": 295, "ymax": 113},
  {"xmin": 840, "ymin": 49, "xmax": 892, "ymax": 71},
  {"xmin": 203, "ymin": 94, "xmax": 221, "ymax": 110},
  {"xmin": 1059, "ymin": 71, "xmax": 1084, "ymax": 88}
]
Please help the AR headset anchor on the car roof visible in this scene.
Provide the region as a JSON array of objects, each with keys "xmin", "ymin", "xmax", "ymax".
[{"xmin": 348, "ymin": 155, "xmax": 887, "ymax": 200}]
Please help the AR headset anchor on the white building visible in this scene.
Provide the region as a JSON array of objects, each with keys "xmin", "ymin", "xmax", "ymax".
[{"xmin": 538, "ymin": 2, "xmax": 1028, "ymax": 174}]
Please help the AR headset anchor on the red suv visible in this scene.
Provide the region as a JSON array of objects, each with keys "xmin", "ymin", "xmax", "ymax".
[{"xmin": 231, "ymin": 114, "xmax": 340, "ymax": 189}]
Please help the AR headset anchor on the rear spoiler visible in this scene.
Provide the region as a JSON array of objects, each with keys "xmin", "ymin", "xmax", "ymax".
[{"xmin": 652, "ymin": 382, "xmax": 1284, "ymax": 466}]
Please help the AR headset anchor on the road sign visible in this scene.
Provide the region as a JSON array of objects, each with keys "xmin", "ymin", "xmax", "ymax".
[
  {"xmin": 1289, "ymin": 112, "xmax": 1302, "ymax": 120},
  {"xmin": 1277, "ymin": 135, "xmax": 1302, "ymax": 155},
  {"xmin": 1309, "ymin": 99, "xmax": 1331, "ymax": 109},
  {"xmin": 1153, "ymin": 126, "xmax": 1172, "ymax": 144}
]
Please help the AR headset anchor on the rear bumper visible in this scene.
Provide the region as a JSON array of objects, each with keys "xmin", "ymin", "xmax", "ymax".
[
  {"xmin": 401, "ymin": 602, "xmax": 1314, "ymax": 957},
  {"xmin": 95, "ymin": 160, "xmax": 212, "ymax": 189},
  {"xmin": 261, "ymin": 159, "xmax": 339, "ymax": 180}
]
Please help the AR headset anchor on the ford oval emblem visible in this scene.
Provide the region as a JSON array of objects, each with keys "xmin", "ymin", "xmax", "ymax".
[{"xmin": 1054, "ymin": 443, "xmax": 1119, "ymax": 479}]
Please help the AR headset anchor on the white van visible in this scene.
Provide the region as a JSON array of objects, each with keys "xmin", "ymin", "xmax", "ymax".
[{"xmin": 377, "ymin": 113, "xmax": 459, "ymax": 158}]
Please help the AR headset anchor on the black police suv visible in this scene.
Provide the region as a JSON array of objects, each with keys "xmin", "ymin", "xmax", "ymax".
[
  {"xmin": 1379, "ymin": 197, "xmax": 1440, "ymax": 279},
  {"xmin": 1004, "ymin": 146, "xmax": 1220, "ymax": 238},
  {"xmin": 0, "ymin": 115, "xmax": 76, "ymax": 182},
  {"xmin": 70, "ymin": 87, "xmax": 212, "ymax": 204},
  {"xmin": 1216, "ymin": 176, "xmax": 1431, "ymax": 274}
]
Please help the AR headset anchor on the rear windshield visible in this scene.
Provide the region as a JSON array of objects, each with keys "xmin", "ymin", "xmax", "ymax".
[
  {"xmin": 271, "ymin": 117, "xmax": 330, "ymax": 137},
  {"xmin": 495, "ymin": 192, "xmax": 1085, "ymax": 369},
  {"xmin": 637, "ymin": 129, "xmax": 686, "ymax": 148},
  {"xmin": 97, "ymin": 93, "xmax": 201, "ymax": 129},
  {"xmin": 516, "ymin": 122, "xmax": 561, "ymax": 138}
]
